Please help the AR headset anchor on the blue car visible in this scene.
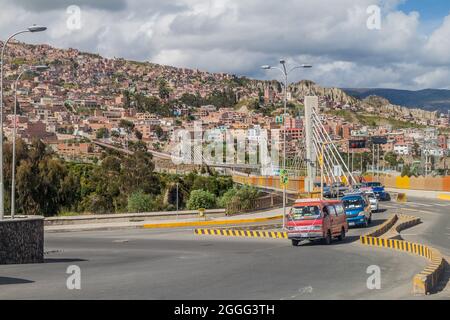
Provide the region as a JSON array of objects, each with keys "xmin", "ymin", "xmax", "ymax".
[
  {"xmin": 342, "ymin": 194, "xmax": 372, "ymax": 228},
  {"xmin": 363, "ymin": 182, "xmax": 390, "ymax": 201}
]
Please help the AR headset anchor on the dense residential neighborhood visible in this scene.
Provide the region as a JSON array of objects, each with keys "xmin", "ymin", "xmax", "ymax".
[{"xmin": 1, "ymin": 41, "xmax": 449, "ymax": 170}]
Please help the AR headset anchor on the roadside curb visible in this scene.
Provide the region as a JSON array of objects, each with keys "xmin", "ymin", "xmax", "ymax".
[
  {"xmin": 143, "ymin": 215, "xmax": 282, "ymax": 229},
  {"xmin": 437, "ymin": 194, "xmax": 450, "ymax": 201},
  {"xmin": 360, "ymin": 213, "xmax": 446, "ymax": 295},
  {"xmin": 194, "ymin": 228, "xmax": 287, "ymax": 239}
]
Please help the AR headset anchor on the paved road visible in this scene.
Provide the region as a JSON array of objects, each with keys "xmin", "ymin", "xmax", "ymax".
[
  {"xmin": 2, "ymin": 201, "xmax": 437, "ymax": 300},
  {"xmin": 382, "ymin": 197, "xmax": 450, "ymax": 256}
]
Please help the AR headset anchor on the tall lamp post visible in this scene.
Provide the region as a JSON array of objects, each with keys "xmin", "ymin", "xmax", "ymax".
[
  {"xmin": 11, "ymin": 65, "xmax": 49, "ymax": 218},
  {"xmin": 262, "ymin": 60, "xmax": 312, "ymax": 229},
  {"xmin": 0, "ymin": 25, "xmax": 46, "ymax": 220}
]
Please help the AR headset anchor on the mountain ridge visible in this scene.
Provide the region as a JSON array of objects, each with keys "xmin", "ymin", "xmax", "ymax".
[{"xmin": 342, "ymin": 88, "xmax": 450, "ymax": 113}]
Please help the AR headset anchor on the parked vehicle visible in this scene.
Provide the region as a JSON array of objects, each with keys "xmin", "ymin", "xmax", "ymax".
[
  {"xmin": 287, "ymin": 199, "xmax": 348, "ymax": 246},
  {"xmin": 341, "ymin": 193, "xmax": 372, "ymax": 227}
]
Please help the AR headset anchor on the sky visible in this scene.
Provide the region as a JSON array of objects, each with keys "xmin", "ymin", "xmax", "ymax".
[{"xmin": 1, "ymin": 0, "xmax": 450, "ymax": 90}]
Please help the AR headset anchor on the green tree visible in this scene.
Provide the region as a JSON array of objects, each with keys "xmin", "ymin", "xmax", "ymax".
[
  {"xmin": 384, "ymin": 151, "xmax": 399, "ymax": 168},
  {"xmin": 120, "ymin": 151, "xmax": 160, "ymax": 196},
  {"xmin": 218, "ymin": 185, "xmax": 260, "ymax": 210},
  {"xmin": 96, "ymin": 127, "xmax": 109, "ymax": 139},
  {"xmin": 135, "ymin": 129, "xmax": 143, "ymax": 140},
  {"xmin": 154, "ymin": 125, "xmax": 165, "ymax": 140},
  {"xmin": 127, "ymin": 191, "xmax": 157, "ymax": 212},
  {"xmin": 119, "ymin": 119, "xmax": 135, "ymax": 134},
  {"xmin": 186, "ymin": 189, "xmax": 216, "ymax": 210},
  {"xmin": 158, "ymin": 79, "xmax": 171, "ymax": 100}
]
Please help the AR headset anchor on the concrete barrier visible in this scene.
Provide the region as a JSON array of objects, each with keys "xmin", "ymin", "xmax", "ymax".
[
  {"xmin": 143, "ymin": 214, "xmax": 282, "ymax": 229},
  {"xmin": 45, "ymin": 209, "xmax": 226, "ymax": 226},
  {"xmin": 0, "ymin": 217, "xmax": 44, "ymax": 265},
  {"xmin": 194, "ymin": 228, "xmax": 287, "ymax": 239},
  {"xmin": 363, "ymin": 214, "xmax": 398, "ymax": 238},
  {"xmin": 360, "ymin": 214, "xmax": 446, "ymax": 295},
  {"xmin": 396, "ymin": 193, "xmax": 407, "ymax": 203},
  {"xmin": 437, "ymin": 194, "xmax": 450, "ymax": 201}
]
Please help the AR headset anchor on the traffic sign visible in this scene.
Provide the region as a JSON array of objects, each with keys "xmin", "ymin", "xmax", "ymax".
[
  {"xmin": 319, "ymin": 154, "xmax": 324, "ymax": 166},
  {"xmin": 280, "ymin": 169, "xmax": 289, "ymax": 186},
  {"xmin": 349, "ymin": 139, "xmax": 366, "ymax": 149},
  {"xmin": 371, "ymin": 136, "xmax": 388, "ymax": 145},
  {"xmin": 333, "ymin": 165, "xmax": 342, "ymax": 177},
  {"xmin": 275, "ymin": 116, "xmax": 283, "ymax": 124}
]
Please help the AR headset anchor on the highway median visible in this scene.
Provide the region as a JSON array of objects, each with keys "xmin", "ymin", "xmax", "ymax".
[{"xmin": 360, "ymin": 213, "xmax": 446, "ymax": 295}]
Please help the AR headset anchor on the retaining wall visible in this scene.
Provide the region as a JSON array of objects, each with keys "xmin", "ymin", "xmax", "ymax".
[
  {"xmin": 233, "ymin": 175, "xmax": 450, "ymax": 193},
  {"xmin": 0, "ymin": 217, "xmax": 44, "ymax": 265}
]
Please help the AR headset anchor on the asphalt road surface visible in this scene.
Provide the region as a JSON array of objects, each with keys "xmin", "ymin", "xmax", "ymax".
[{"xmin": 0, "ymin": 199, "xmax": 448, "ymax": 300}]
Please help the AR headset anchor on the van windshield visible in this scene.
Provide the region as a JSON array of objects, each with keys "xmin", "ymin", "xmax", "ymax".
[
  {"xmin": 289, "ymin": 206, "xmax": 321, "ymax": 220},
  {"xmin": 367, "ymin": 182, "xmax": 381, "ymax": 187},
  {"xmin": 343, "ymin": 198, "xmax": 364, "ymax": 209}
]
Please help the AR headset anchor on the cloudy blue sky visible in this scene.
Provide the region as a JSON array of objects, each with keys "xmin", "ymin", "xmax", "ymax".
[{"xmin": 1, "ymin": 0, "xmax": 450, "ymax": 90}]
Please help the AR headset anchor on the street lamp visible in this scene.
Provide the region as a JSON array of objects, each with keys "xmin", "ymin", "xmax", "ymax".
[
  {"xmin": 11, "ymin": 65, "xmax": 49, "ymax": 218},
  {"xmin": 0, "ymin": 25, "xmax": 46, "ymax": 220},
  {"xmin": 261, "ymin": 60, "xmax": 312, "ymax": 229}
]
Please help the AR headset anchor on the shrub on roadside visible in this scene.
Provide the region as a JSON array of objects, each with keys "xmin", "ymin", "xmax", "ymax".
[{"xmin": 186, "ymin": 189, "xmax": 216, "ymax": 210}]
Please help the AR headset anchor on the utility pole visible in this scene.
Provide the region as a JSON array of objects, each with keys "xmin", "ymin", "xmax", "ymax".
[
  {"xmin": 376, "ymin": 144, "xmax": 380, "ymax": 181},
  {"xmin": 261, "ymin": 61, "xmax": 312, "ymax": 230},
  {"xmin": 351, "ymin": 150, "xmax": 354, "ymax": 174},
  {"xmin": 320, "ymin": 143, "xmax": 324, "ymax": 199},
  {"xmin": 372, "ymin": 144, "xmax": 375, "ymax": 177},
  {"xmin": 360, "ymin": 152, "xmax": 363, "ymax": 173},
  {"xmin": 304, "ymin": 96, "xmax": 318, "ymax": 193},
  {"xmin": 176, "ymin": 165, "xmax": 179, "ymax": 220}
]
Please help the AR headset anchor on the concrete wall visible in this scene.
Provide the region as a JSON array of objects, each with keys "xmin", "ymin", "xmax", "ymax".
[
  {"xmin": 374, "ymin": 175, "xmax": 450, "ymax": 192},
  {"xmin": 0, "ymin": 217, "xmax": 44, "ymax": 265},
  {"xmin": 234, "ymin": 175, "xmax": 450, "ymax": 193},
  {"xmin": 233, "ymin": 175, "xmax": 305, "ymax": 193}
]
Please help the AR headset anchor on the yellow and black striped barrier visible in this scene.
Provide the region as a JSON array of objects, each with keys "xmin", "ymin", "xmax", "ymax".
[
  {"xmin": 194, "ymin": 228, "xmax": 288, "ymax": 239},
  {"xmin": 360, "ymin": 214, "xmax": 445, "ymax": 295}
]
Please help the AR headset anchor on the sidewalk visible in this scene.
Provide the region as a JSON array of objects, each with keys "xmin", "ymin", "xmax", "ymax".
[
  {"xmin": 45, "ymin": 207, "xmax": 286, "ymax": 233},
  {"xmin": 387, "ymin": 188, "xmax": 450, "ymax": 201}
]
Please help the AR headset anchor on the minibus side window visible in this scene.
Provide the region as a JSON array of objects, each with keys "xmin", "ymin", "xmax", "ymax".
[
  {"xmin": 327, "ymin": 206, "xmax": 337, "ymax": 217},
  {"xmin": 335, "ymin": 204, "xmax": 345, "ymax": 216}
]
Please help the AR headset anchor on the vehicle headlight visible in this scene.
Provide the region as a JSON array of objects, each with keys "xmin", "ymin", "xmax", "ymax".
[
  {"xmin": 312, "ymin": 225, "xmax": 322, "ymax": 230},
  {"xmin": 287, "ymin": 226, "xmax": 294, "ymax": 230},
  {"xmin": 358, "ymin": 211, "xmax": 366, "ymax": 216}
]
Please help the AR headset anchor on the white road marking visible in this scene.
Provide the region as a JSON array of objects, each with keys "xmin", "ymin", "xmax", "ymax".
[
  {"xmin": 398, "ymin": 208, "xmax": 440, "ymax": 215},
  {"xmin": 403, "ymin": 202, "xmax": 433, "ymax": 207}
]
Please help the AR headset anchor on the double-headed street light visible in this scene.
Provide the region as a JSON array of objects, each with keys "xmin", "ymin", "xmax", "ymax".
[
  {"xmin": 262, "ymin": 60, "xmax": 312, "ymax": 229},
  {"xmin": 0, "ymin": 25, "xmax": 46, "ymax": 220},
  {"xmin": 11, "ymin": 65, "xmax": 49, "ymax": 218}
]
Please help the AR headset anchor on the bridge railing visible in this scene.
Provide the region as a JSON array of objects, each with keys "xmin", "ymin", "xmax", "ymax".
[
  {"xmin": 226, "ymin": 194, "xmax": 283, "ymax": 215},
  {"xmin": 234, "ymin": 174, "xmax": 450, "ymax": 193},
  {"xmin": 232, "ymin": 175, "xmax": 305, "ymax": 193}
]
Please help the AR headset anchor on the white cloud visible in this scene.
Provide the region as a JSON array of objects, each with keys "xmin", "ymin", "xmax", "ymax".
[{"xmin": 1, "ymin": 0, "xmax": 450, "ymax": 89}]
